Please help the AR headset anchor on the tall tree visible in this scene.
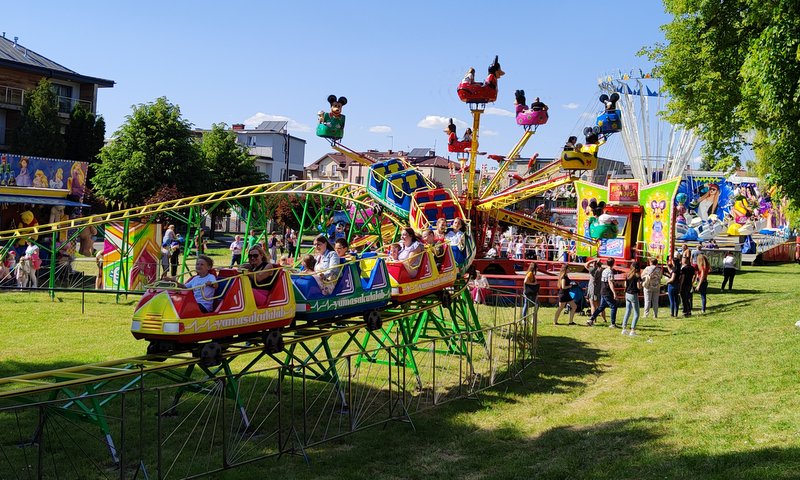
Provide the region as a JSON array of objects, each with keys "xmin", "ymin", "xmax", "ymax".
[
  {"xmin": 93, "ymin": 97, "xmax": 205, "ymax": 205},
  {"xmin": 65, "ymin": 103, "xmax": 106, "ymax": 185},
  {"xmin": 11, "ymin": 78, "xmax": 65, "ymax": 157},
  {"xmin": 200, "ymin": 123, "xmax": 261, "ymax": 192},
  {"xmin": 199, "ymin": 123, "xmax": 262, "ymax": 238},
  {"xmin": 642, "ymin": 0, "xmax": 800, "ymax": 204}
]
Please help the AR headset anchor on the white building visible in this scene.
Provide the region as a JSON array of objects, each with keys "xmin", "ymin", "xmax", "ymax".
[{"xmin": 232, "ymin": 121, "xmax": 305, "ymax": 182}]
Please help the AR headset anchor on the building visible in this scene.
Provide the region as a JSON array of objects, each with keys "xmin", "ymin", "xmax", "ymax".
[
  {"xmin": 305, "ymin": 148, "xmax": 459, "ymax": 187},
  {"xmin": 0, "ymin": 34, "xmax": 114, "ymax": 151},
  {"xmin": 231, "ymin": 121, "xmax": 305, "ymax": 182}
]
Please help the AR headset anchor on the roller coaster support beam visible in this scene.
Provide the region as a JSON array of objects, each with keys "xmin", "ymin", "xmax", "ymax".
[
  {"xmin": 476, "ymin": 174, "xmax": 575, "ymax": 212},
  {"xmin": 493, "ymin": 208, "xmax": 599, "ymax": 247},
  {"xmin": 465, "ymin": 108, "xmax": 484, "ymax": 212},
  {"xmin": 480, "ymin": 130, "xmax": 534, "ymax": 198}
]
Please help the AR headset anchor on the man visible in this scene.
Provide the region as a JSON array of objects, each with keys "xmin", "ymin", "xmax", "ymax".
[{"xmin": 587, "ymin": 258, "xmax": 618, "ymax": 327}]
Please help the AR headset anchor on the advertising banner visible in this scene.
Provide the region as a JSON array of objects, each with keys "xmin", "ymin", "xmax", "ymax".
[
  {"xmin": 608, "ymin": 179, "xmax": 640, "ymax": 204},
  {"xmin": 575, "ymin": 181, "xmax": 608, "ymax": 257},
  {"xmin": 640, "ymin": 177, "xmax": 681, "ymax": 263}
]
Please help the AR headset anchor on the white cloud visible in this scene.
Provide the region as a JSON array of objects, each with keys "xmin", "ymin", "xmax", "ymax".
[
  {"xmin": 417, "ymin": 115, "xmax": 468, "ymax": 129},
  {"xmin": 482, "ymin": 130, "xmax": 498, "ymax": 136},
  {"xmin": 369, "ymin": 125, "xmax": 392, "ymax": 134},
  {"xmin": 484, "ymin": 107, "xmax": 514, "ymax": 117},
  {"xmin": 563, "ymin": 103, "xmax": 580, "ymax": 109},
  {"xmin": 244, "ymin": 113, "xmax": 312, "ymax": 133}
]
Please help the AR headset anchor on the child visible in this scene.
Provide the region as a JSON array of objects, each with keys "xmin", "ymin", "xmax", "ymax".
[
  {"xmin": 300, "ymin": 254, "xmax": 316, "ymax": 271},
  {"xmin": 389, "ymin": 243, "xmax": 401, "ymax": 261},
  {"xmin": 229, "ymin": 235, "xmax": 243, "ymax": 266}
]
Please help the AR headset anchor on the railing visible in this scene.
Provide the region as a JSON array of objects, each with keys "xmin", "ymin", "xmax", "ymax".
[
  {"xmin": 56, "ymin": 95, "xmax": 92, "ymax": 114},
  {"xmin": 0, "ymin": 85, "xmax": 24, "ymax": 107}
]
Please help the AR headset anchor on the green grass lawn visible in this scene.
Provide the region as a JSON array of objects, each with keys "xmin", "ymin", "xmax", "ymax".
[{"xmin": 1, "ymin": 263, "xmax": 799, "ymax": 479}]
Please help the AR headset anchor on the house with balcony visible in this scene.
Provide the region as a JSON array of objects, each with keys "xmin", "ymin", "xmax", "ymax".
[
  {"xmin": 305, "ymin": 148, "xmax": 460, "ymax": 187},
  {"xmin": 231, "ymin": 121, "xmax": 305, "ymax": 182},
  {"xmin": 0, "ymin": 34, "xmax": 114, "ymax": 151}
]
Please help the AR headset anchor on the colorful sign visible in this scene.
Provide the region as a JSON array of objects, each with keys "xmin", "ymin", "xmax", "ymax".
[
  {"xmin": 575, "ymin": 181, "xmax": 608, "ymax": 257},
  {"xmin": 608, "ymin": 179, "xmax": 640, "ymax": 204},
  {"xmin": 640, "ymin": 178, "xmax": 681, "ymax": 263},
  {"xmin": 0, "ymin": 153, "xmax": 88, "ymax": 199},
  {"xmin": 101, "ymin": 222, "xmax": 161, "ymax": 291}
]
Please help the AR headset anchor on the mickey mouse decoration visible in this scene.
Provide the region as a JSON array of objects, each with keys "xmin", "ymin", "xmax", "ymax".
[
  {"xmin": 599, "ymin": 92, "xmax": 620, "ymax": 112},
  {"xmin": 588, "ymin": 199, "xmax": 606, "ymax": 218},
  {"xmin": 316, "ymin": 94, "xmax": 348, "ymax": 140},
  {"xmin": 485, "ymin": 55, "xmax": 504, "ymax": 89}
]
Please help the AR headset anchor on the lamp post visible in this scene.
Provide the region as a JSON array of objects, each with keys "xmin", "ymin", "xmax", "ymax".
[{"xmin": 284, "ymin": 128, "xmax": 290, "ymax": 181}]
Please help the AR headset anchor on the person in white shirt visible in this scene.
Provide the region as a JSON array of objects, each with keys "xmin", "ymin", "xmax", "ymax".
[
  {"xmin": 229, "ymin": 235, "xmax": 243, "ymax": 266},
  {"xmin": 641, "ymin": 258, "xmax": 663, "ymax": 318},
  {"xmin": 721, "ymin": 251, "xmax": 737, "ymax": 290},
  {"xmin": 170, "ymin": 255, "xmax": 216, "ymax": 313},
  {"xmin": 313, "ymin": 235, "xmax": 340, "ymax": 294}
]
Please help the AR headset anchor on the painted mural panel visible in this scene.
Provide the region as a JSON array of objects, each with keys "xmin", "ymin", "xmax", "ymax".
[
  {"xmin": 0, "ymin": 153, "xmax": 88, "ymax": 198},
  {"xmin": 575, "ymin": 181, "xmax": 608, "ymax": 257},
  {"xmin": 640, "ymin": 178, "xmax": 681, "ymax": 263},
  {"xmin": 101, "ymin": 222, "xmax": 161, "ymax": 291}
]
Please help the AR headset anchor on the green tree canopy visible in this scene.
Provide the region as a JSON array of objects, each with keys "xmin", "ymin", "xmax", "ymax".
[
  {"xmin": 12, "ymin": 78, "xmax": 65, "ymax": 158},
  {"xmin": 200, "ymin": 123, "xmax": 261, "ymax": 192},
  {"xmin": 93, "ymin": 97, "xmax": 205, "ymax": 205},
  {"xmin": 643, "ymin": 0, "xmax": 800, "ymax": 204},
  {"xmin": 66, "ymin": 103, "xmax": 105, "ymax": 187}
]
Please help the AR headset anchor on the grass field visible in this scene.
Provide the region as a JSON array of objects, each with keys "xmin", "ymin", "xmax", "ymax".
[{"xmin": 1, "ymin": 263, "xmax": 799, "ymax": 479}]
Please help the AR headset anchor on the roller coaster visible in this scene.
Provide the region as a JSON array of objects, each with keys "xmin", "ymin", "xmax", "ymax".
[{"xmin": 0, "ymin": 56, "xmax": 617, "ymax": 477}]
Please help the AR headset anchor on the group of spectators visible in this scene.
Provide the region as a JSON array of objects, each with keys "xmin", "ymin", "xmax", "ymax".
[
  {"xmin": 0, "ymin": 245, "xmax": 42, "ymax": 288},
  {"xmin": 488, "ymin": 232, "xmax": 578, "ymax": 263}
]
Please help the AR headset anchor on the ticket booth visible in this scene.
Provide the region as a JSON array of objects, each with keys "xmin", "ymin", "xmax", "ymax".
[{"xmin": 597, "ymin": 204, "xmax": 643, "ymax": 261}]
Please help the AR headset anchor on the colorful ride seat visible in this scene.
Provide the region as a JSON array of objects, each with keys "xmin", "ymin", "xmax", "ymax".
[
  {"xmin": 316, "ymin": 114, "xmax": 346, "ymax": 140},
  {"xmin": 561, "ymin": 144, "xmax": 599, "ymax": 170},
  {"xmin": 596, "ymin": 110, "xmax": 622, "ymax": 134},
  {"xmin": 516, "ymin": 109, "xmax": 548, "ymax": 126},
  {"xmin": 131, "ymin": 268, "xmax": 295, "ymax": 345},
  {"xmin": 377, "ymin": 170, "xmax": 428, "ymax": 219},
  {"xmin": 448, "ymin": 139, "xmax": 471, "ymax": 153},
  {"xmin": 457, "ymin": 82, "xmax": 498, "ymax": 104},
  {"xmin": 367, "ymin": 158, "xmax": 406, "ymax": 201},
  {"xmin": 386, "ymin": 247, "xmax": 457, "ymax": 303},
  {"xmin": 292, "ymin": 254, "xmax": 392, "ymax": 321}
]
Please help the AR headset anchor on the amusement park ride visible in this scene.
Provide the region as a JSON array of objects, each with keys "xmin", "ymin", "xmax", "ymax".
[{"xmin": 0, "ymin": 56, "xmax": 639, "ymax": 472}]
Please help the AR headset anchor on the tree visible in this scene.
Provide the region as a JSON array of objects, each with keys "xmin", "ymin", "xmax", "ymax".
[
  {"xmin": 93, "ymin": 97, "xmax": 205, "ymax": 205},
  {"xmin": 642, "ymin": 1, "xmax": 800, "ymax": 204},
  {"xmin": 11, "ymin": 78, "xmax": 65, "ymax": 157},
  {"xmin": 200, "ymin": 123, "xmax": 261, "ymax": 192},
  {"xmin": 199, "ymin": 123, "xmax": 262, "ymax": 238},
  {"xmin": 65, "ymin": 103, "xmax": 106, "ymax": 189}
]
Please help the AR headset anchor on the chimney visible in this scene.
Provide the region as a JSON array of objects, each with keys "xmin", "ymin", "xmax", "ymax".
[
  {"xmin": 14, "ymin": 36, "xmax": 18, "ymax": 48},
  {"xmin": 232, "ymin": 123, "xmax": 245, "ymax": 131}
]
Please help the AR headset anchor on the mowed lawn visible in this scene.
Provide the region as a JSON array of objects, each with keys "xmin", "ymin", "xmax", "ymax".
[{"xmin": 1, "ymin": 263, "xmax": 799, "ymax": 479}]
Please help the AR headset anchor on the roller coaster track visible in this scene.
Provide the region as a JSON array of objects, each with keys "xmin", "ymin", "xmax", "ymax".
[
  {"xmin": 0, "ymin": 283, "xmax": 472, "ymax": 399},
  {"xmin": 0, "ymin": 180, "xmax": 383, "ymax": 241}
]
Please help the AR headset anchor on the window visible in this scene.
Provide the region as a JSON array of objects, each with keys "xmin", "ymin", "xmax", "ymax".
[
  {"xmin": 51, "ymin": 84, "xmax": 73, "ymax": 114},
  {"xmin": 248, "ymin": 136, "xmax": 257, "ymax": 146}
]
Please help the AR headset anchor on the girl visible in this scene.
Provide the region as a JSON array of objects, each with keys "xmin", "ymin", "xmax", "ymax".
[
  {"xmin": 553, "ymin": 264, "xmax": 577, "ymax": 325},
  {"xmin": 665, "ymin": 257, "xmax": 681, "ymax": 317},
  {"xmin": 397, "ymin": 228, "xmax": 424, "ymax": 277},
  {"xmin": 695, "ymin": 253, "xmax": 710, "ymax": 313},
  {"xmin": 621, "ymin": 263, "xmax": 642, "ymax": 336},
  {"xmin": 521, "ymin": 262, "xmax": 539, "ymax": 322}
]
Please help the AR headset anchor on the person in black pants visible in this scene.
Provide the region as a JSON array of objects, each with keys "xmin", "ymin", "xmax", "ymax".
[
  {"xmin": 679, "ymin": 256, "xmax": 696, "ymax": 317},
  {"xmin": 720, "ymin": 251, "xmax": 736, "ymax": 290},
  {"xmin": 587, "ymin": 257, "xmax": 619, "ymax": 327}
]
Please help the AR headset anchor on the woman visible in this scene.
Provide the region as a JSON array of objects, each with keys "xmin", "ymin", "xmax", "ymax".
[
  {"xmin": 665, "ymin": 257, "xmax": 681, "ymax": 317},
  {"xmin": 679, "ymin": 255, "xmax": 696, "ymax": 317},
  {"xmin": 313, "ymin": 234, "xmax": 340, "ymax": 294},
  {"xmin": 641, "ymin": 258, "xmax": 662, "ymax": 318},
  {"xmin": 586, "ymin": 259, "xmax": 606, "ymax": 323},
  {"xmin": 553, "ymin": 264, "xmax": 577, "ymax": 325},
  {"xmin": 471, "ymin": 270, "xmax": 489, "ymax": 304},
  {"xmin": 695, "ymin": 253, "xmax": 710, "ymax": 313},
  {"xmin": 621, "ymin": 263, "xmax": 642, "ymax": 336},
  {"xmin": 721, "ymin": 251, "xmax": 736, "ymax": 290},
  {"xmin": 521, "ymin": 262, "xmax": 539, "ymax": 322},
  {"xmin": 397, "ymin": 227, "xmax": 424, "ymax": 277},
  {"xmin": 445, "ymin": 218, "xmax": 466, "ymax": 252},
  {"xmin": 243, "ymin": 245, "xmax": 277, "ymax": 306}
]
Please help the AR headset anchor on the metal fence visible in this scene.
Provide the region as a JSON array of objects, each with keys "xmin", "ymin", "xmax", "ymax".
[{"xmin": 0, "ymin": 316, "xmax": 535, "ymax": 479}]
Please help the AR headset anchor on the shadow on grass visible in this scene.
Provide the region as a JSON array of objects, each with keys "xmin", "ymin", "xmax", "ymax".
[{"xmin": 706, "ymin": 298, "xmax": 754, "ymax": 314}]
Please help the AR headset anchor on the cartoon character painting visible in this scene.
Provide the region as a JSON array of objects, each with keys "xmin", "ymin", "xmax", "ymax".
[
  {"xmin": 317, "ymin": 94, "xmax": 347, "ymax": 140},
  {"xmin": 649, "ymin": 199, "xmax": 666, "ymax": 250},
  {"xmin": 15, "ymin": 156, "xmax": 32, "ymax": 187},
  {"xmin": 32, "ymin": 169, "xmax": 48, "ymax": 188},
  {"xmin": 696, "ymin": 183, "xmax": 720, "ymax": 221},
  {"xmin": 69, "ymin": 162, "xmax": 86, "ymax": 197},
  {"xmin": 50, "ymin": 168, "xmax": 64, "ymax": 189}
]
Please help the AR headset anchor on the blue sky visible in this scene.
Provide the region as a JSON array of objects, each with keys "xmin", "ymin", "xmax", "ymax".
[{"xmin": 5, "ymin": 1, "xmax": 672, "ymax": 168}]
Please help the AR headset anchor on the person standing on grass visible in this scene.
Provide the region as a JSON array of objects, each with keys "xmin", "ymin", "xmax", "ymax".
[
  {"xmin": 586, "ymin": 259, "xmax": 604, "ymax": 322},
  {"xmin": 229, "ymin": 235, "xmax": 243, "ymax": 266},
  {"xmin": 721, "ymin": 251, "xmax": 737, "ymax": 290},
  {"xmin": 553, "ymin": 263, "xmax": 578, "ymax": 325},
  {"xmin": 521, "ymin": 262, "xmax": 539, "ymax": 322},
  {"xmin": 665, "ymin": 256, "xmax": 681, "ymax": 317},
  {"xmin": 587, "ymin": 257, "xmax": 618, "ymax": 327},
  {"xmin": 641, "ymin": 258, "xmax": 662, "ymax": 318},
  {"xmin": 695, "ymin": 253, "xmax": 711, "ymax": 314},
  {"xmin": 679, "ymin": 255, "xmax": 696, "ymax": 317},
  {"xmin": 621, "ymin": 263, "xmax": 642, "ymax": 336}
]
